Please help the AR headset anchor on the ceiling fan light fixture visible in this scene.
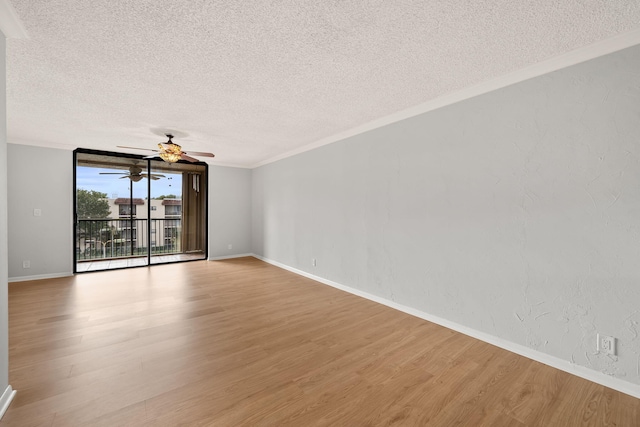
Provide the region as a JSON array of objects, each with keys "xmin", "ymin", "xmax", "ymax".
[
  {"xmin": 118, "ymin": 132, "xmax": 214, "ymax": 163},
  {"xmin": 157, "ymin": 137, "xmax": 182, "ymax": 163},
  {"xmin": 158, "ymin": 151, "xmax": 181, "ymax": 163}
]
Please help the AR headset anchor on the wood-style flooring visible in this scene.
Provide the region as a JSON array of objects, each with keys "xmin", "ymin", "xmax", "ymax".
[{"xmin": 3, "ymin": 257, "xmax": 639, "ymax": 426}]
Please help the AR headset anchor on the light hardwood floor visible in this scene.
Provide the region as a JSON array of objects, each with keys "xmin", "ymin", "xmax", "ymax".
[{"xmin": 3, "ymin": 257, "xmax": 639, "ymax": 426}]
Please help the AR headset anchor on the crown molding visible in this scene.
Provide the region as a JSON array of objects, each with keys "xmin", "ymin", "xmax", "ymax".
[
  {"xmin": 0, "ymin": 0, "xmax": 28, "ymax": 39},
  {"xmin": 8, "ymin": 138, "xmax": 77, "ymax": 151},
  {"xmin": 7, "ymin": 139, "xmax": 252, "ymax": 169},
  {"xmin": 251, "ymin": 28, "xmax": 640, "ymax": 169}
]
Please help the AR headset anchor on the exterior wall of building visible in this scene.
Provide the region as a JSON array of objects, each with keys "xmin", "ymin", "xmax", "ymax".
[{"xmin": 106, "ymin": 199, "xmax": 180, "ymax": 219}]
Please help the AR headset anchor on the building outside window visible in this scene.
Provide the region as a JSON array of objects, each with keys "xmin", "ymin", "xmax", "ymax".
[
  {"xmin": 114, "ymin": 198, "xmax": 145, "ymax": 217},
  {"xmin": 162, "ymin": 199, "xmax": 182, "ymax": 217},
  {"xmin": 119, "ymin": 204, "xmax": 136, "ymax": 217},
  {"xmin": 165, "ymin": 205, "xmax": 182, "ymax": 216}
]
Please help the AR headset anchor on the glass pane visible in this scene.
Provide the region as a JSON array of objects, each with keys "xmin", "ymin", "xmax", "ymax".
[
  {"xmin": 149, "ymin": 160, "xmax": 207, "ymax": 264},
  {"xmin": 75, "ymin": 153, "xmax": 150, "ymax": 272}
]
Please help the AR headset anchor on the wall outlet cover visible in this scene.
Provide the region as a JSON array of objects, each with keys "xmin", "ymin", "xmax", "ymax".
[{"xmin": 597, "ymin": 334, "xmax": 616, "ymax": 356}]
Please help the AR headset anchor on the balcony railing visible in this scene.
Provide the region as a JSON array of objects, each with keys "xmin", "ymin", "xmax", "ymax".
[{"xmin": 76, "ymin": 218, "xmax": 181, "ymax": 261}]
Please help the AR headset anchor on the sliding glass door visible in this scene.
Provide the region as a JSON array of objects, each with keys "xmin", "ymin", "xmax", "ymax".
[{"xmin": 74, "ymin": 150, "xmax": 207, "ymax": 273}]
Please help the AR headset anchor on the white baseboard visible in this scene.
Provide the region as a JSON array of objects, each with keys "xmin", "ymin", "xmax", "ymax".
[
  {"xmin": 8, "ymin": 272, "xmax": 73, "ymax": 283},
  {"xmin": 208, "ymin": 253, "xmax": 253, "ymax": 261},
  {"xmin": 0, "ymin": 386, "xmax": 16, "ymax": 420},
  {"xmin": 252, "ymin": 254, "xmax": 640, "ymax": 399}
]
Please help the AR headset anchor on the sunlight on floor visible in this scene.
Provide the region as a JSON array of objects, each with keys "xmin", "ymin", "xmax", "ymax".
[{"xmin": 76, "ymin": 253, "xmax": 205, "ymax": 272}]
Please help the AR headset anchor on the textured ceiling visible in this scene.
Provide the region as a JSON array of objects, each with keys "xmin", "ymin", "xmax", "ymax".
[{"xmin": 6, "ymin": 0, "xmax": 640, "ymax": 167}]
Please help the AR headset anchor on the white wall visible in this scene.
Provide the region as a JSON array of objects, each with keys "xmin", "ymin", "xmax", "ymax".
[
  {"xmin": 7, "ymin": 144, "xmax": 73, "ymax": 280},
  {"xmin": 0, "ymin": 30, "xmax": 10, "ymax": 401},
  {"xmin": 252, "ymin": 44, "xmax": 640, "ymax": 389},
  {"xmin": 208, "ymin": 165, "xmax": 252, "ymax": 258}
]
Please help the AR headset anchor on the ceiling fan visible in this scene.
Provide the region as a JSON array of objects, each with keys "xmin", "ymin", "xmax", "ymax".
[
  {"xmin": 99, "ymin": 165, "xmax": 165, "ymax": 182},
  {"xmin": 118, "ymin": 134, "xmax": 215, "ymax": 163}
]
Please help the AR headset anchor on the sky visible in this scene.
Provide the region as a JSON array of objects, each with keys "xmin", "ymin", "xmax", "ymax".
[{"xmin": 76, "ymin": 167, "xmax": 182, "ymax": 199}]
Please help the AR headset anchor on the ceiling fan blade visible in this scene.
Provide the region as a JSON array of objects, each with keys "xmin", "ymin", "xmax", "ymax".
[
  {"xmin": 183, "ymin": 151, "xmax": 215, "ymax": 157},
  {"xmin": 99, "ymin": 172, "xmax": 127, "ymax": 175},
  {"xmin": 180, "ymin": 154, "xmax": 199, "ymax": 162},
  {"xmin": 117, "ymin": 145, "xmax": 159, "ymax": 152},
  {"xmin": 141, "ymin": 173, "xmax": 166, "ymax": 178},
  {"xmin": 119, "ymin": 175, "xmax": 130, "ymax": 179},
  {"xmin": 144, "ymin": 155, "xmax": 159, "ymax": 159}
]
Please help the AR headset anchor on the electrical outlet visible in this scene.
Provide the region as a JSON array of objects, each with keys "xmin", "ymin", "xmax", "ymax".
[
  {"xmin": 22, "ymin": 260, "xmax": 30, "ymax": 269},
  {"xmin": 227, "ymin": 244, "xmax": 232, "ymax": 250},
  {"xmin": 312, "ymin": 258, "xmax": 317, "ymax": 267},
  {"xmin": 597, "ymin": 334, "xmax": 616, "ymax": 355}
]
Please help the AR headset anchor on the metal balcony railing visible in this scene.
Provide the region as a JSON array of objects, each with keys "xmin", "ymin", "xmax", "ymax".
[{"xmin": 76, "ymin": 218, "xmax": 182, "ymax": 261}]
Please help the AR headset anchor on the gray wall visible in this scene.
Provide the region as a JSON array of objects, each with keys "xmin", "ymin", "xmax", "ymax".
[
  {"xmin": 252, "ymin": 45, "xmax": 640, "ymax": 386},
  {"xmin": 208, "ymin": 165, "xmax": 252, "ymax": 258},
  {"xmin": 7, "ymin": 144, "xmax": 73, "ymax": 280},
  {"xmin": 0, "ymin": 31, "xmax": 9, "ymax": 395}
]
